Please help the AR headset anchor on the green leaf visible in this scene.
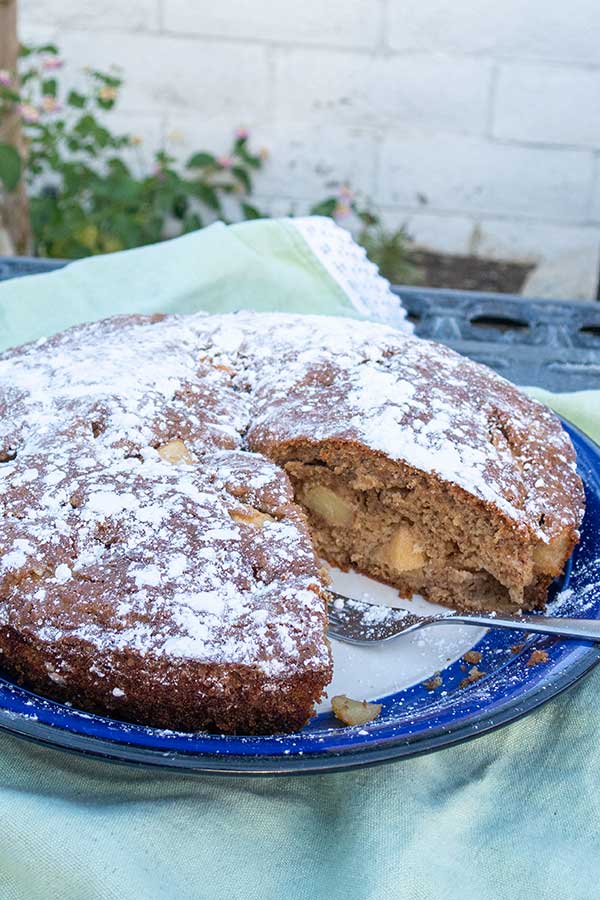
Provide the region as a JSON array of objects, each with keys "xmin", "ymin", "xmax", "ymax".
[
  {"xmin": 18, "ymin": 42, "xmax": 57, "ymax": 59},
  {"xmin": 73, "ymin": 114, "xmax": 98, "ymax": 136},
  {"xmin": 41, "ymin": 78, "xmax": 57, "ymax": 97},
  {"xmin": 241, "ymin": 202, "xmax": 261, "ymax": 220},
  {"xmin": 0, "ymin": 144, "xmax": 22, "ymax": 191},
  {"xmin": 91, "ymin": 71, "xmax": 122, "ymax": 89},
  {"xmin": 108, "ymin": 177, "xmax": 142, "ymax": 203},
  {"xmin": 66, "ymin": 137, "xmax": 83, "ymax": 153},
  {"xmin": 187, "ymin": 151, "xmax": 216, "ymax": 169},
  {"xmin": 182, "ymin": 213, "xmax": 204, "ymax": 233},
  {"xmin": 20, "ymin": 67, "xmax": 39, "ymax": 84},
  {"xmin": 232, "ymin": 165, "xmax": 251, "ymax": 193},
  {"xmin": 34, "ymin": 43, "xmax": 59, "ymax": 55},
  {"xmin": 190, "ymin": 182, "xmax": 221, "ymax": 211},
  {"xmin": 107, "ymin": 157, "xmax": 131, "ymax": 177},
  {"xmin": 310, "ymin": 197, "xmax": 338, "ymax": 217},
  {"xmin": 172, "ymin": 195, "xmax": 189, "ymax": 219},
  {"xmin": 67, "ymin": 90, "xmax": 87, "ymax": 109},
  {"xmin": 237, "ymin": 145, "xmax": 262, "ymax": 170},
  {"xmin": 156, "ymin": 149, "xmax": 176, "ymax": 167}
]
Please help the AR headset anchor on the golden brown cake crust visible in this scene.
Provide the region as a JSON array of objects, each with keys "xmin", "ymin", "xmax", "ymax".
[{"xmin": 0, "ymin": 311, "xmax": 584, "ymax": 732}]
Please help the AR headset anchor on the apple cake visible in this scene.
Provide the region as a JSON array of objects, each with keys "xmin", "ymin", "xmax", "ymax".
[{"xmin": 0, "ymin": 312, "xmax": 584, "ymax": 733}]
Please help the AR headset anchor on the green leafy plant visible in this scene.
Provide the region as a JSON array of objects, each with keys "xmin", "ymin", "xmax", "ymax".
[
  {"xmin": 357, "ymin": 222, "xmax": 423, "ymax": 285},
  {"xmin": 0, "ymin": 41, "xmax": 421, "ymax": 285},
  {"xmin": 0, "ymin": 44, "xmax": 267, "ymax": 257}
]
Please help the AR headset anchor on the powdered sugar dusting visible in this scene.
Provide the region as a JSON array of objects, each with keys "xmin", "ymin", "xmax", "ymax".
[{"xmin": 0, "ymin": 310, "xmax": 582, "ymax": 704}]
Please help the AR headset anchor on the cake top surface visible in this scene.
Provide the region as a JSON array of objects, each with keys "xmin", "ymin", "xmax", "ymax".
[{"xmin": 0, "ymin": 311, "xmax": 583, "ymax": 670}]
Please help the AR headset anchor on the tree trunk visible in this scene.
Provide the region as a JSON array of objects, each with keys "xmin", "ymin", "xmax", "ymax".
[{"xmin": 0, "ymin": 0, "xmax": 31, "ymax": 255}]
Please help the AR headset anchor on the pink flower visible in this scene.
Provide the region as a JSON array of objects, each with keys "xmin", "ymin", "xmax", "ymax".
[
  {"xmin": 0, "ymin": 69, "xmax": 11, "ymax": 87},
  {"xmin": 339, "ymin": 184, "xmax": 354, "ymax": 201},
  {"xmin": 217, "ymin": 155, "xmax": 233, "ymax": 169},
  {"xmin": 235, "ymin": 127, "xmax": 249, "ymax": 140},
  {"xmin": 42, "ymin": 57, "xmax": 64, "ymax": 71},
  {"xmin": 41, "ymin": 95, "xmax": 61, "ymax": 114},
  {"xmin": 18, "ymin": 103, "xmax": 40, "ymax": 124}
]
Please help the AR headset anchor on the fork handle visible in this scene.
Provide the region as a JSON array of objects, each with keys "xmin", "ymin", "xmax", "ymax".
[{"xmin": 440, "ymin": 613, "xmax": 600, "ymax": 642}]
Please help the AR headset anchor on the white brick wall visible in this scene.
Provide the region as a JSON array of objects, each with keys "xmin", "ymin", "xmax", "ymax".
[
  {"xmin": 378, "ymin": 135, "xmax": 592, "ymax": 219},
  {"xmin": 17, "ymin": 0, "xmax": 600, "ymax": 297},
  {"xmin": 272, "ymin": 50, "xmax": 491, "ymax": 134},
  {"xmin": 163, "ymin": 0, "xmax": 381, "ymax": 49},
  {"xmin": 386, "ymin": 0, "xmax": 600, "ymax": 65},
  {"xmin": 58, "ymin": 31, "xmax": 271, "ymax": 117},
  {"xmin": 23, "ymin": 0, "xmax": 161, "ymax": 32},
  {"xmin": 493, "ymin": 64, "xmax": 600, "ymax": 148}
]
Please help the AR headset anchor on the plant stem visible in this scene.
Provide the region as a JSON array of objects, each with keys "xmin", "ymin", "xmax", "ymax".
[{"xmin": 0, "ymin": 0, "xmax": 31, "ymax": 255}]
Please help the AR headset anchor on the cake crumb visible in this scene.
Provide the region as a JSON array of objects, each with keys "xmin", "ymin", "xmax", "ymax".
[
  {"xmin": 331, "ymin": 694, "xmax": 382, "ymax": 726},
  {"xmin": 459, "ymin": 666, "xmax": 486, "ymax": 689},
  {"xmin": 526, "ymin": 649, "xmax": 549, "ymax": 668},
  {"xmin": 510, "ymin": 643, "xmax": 525, "ymax": 654},
  {"xmin": 463, "ymin": 650, "xmax": 482, "ymax": 665},
  {"xmin": 423, "ymin": 674, "xmax": 443, "ymax": 691}
]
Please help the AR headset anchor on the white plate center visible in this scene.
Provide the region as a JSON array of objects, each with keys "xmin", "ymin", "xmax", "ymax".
[{"xmin": 318, "ymin": 566, "xmax": 486, "ymax": 711}]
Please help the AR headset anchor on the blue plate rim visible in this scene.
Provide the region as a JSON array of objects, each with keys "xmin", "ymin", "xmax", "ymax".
[{"xmin": 0, "ymin": 417, "xmax": 598, "ymax": 776}]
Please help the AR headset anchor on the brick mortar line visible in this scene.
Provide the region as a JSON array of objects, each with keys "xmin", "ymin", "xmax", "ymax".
[
  {"xmin": 156, "ymin": 0, "xmax": 165, "ymax": 31},
  {"xmin": 251, "ymin": 192, "xmax": 600, "ymax": 228},
  {"xmin": 35, "ymin": 24, "xmax": 600, "ymax": 72},
  {"xmin": 377, "ymin": 208, "xmax": 600, "ymax": 229},
  {"xmin": 109, "ymin": 103, "xmax": 487, "ymax": 137},
  {"xmin": 264, "ymin": 45, "xmax": 277, "ymax": 116},
  {"xmin": 486, "ymin": 136, "xmax": 599, "ymax": 155},
  {"xmin": 110, "ymin": 113, "xmax": 600, "ymax": 172},
  {"xmin": 385, "ymin": 50, "xmax": 600, "ymax": 71},
  {"xmin": 98, "ymin": 95, "xmax": 600, "ymax": 159},
  {"xmin": 472, "ymin": 54, "xmax": 600, "ymax": 74},
  {"xmin": 377, "ymin": 0, "xmax": 389, "ymax": 52},
  {"xmin": 55, "ymin": 25, "xmax": 382, "ymax": 54},
  {"xmin": 585, "ymin": 157, "xmax": 599, "ymax": 220},
  {"xmin": 250, "ymin": 195, "xmax": 600, "ymax": 233},
  {"xmin": 380, "ymin": 130, "xmax": 599, "ymax": 156},
  {"xmin": 485, "ymin": 64, "xmax": 499, "ymax": 139},
  {"xmin": 379, "ymin": 207, "xmax": 600, "ymax": 228}
]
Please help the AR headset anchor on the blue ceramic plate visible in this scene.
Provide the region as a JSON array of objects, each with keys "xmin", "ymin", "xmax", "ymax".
[{"xmin": 0, "ymin": 420, "xmax": 598, "ymax": 775}]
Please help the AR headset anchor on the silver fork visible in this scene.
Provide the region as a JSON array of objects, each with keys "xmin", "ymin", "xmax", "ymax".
[{"xmin": 327, "ymin": 591, "xmax": 600, "ymax": 645}]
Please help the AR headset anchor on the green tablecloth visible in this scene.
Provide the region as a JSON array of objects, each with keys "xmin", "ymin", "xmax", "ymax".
[{"xmin": 0, "ymin": 223, "xmax": 598, "ymax": 900}]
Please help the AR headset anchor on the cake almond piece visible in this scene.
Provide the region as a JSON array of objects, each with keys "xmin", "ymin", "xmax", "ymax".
[{"xmin": 0, "ymin": 312, "xmax": 584, "ymax": 733}]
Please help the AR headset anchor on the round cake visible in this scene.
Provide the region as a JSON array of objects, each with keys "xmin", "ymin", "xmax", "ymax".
[{"xmin": 0, "ymin": 312, "xmax": 584, "ymax": 734}]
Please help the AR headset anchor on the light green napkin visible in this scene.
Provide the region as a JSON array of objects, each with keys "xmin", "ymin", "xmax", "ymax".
[
  {"xmin": 0, "ymin": 223, "xmax": 598, "ymax": 900},
  {"xmin": 0, "ymin": 220, "xmax": 363, "ymax": 352}
]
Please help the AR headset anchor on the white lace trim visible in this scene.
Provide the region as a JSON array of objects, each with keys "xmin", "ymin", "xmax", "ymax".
[{"xmin": 288, "ymin": 216, "xmax": 412, "ymax": 333}]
